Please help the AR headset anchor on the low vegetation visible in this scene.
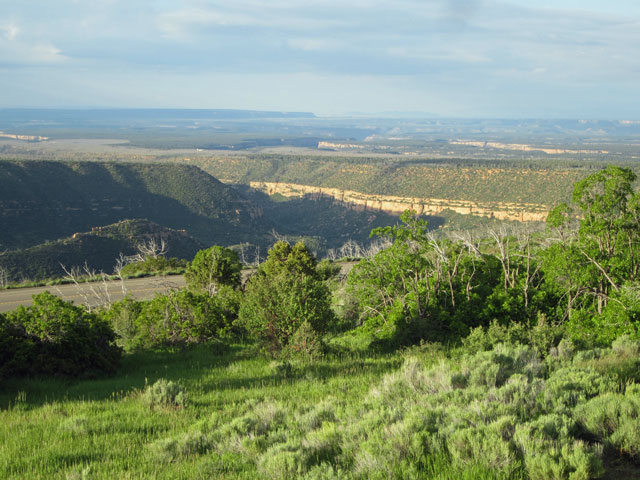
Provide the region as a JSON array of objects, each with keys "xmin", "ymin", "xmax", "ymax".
[{"xmin": 0, "ymin": 219, "xmax": 197, "ymax": 283}]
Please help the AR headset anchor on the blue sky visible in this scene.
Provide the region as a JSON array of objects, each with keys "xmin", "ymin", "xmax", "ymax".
[{"xmin": 1, "ymin": 0, "xmax": 638, "ymax": 117}]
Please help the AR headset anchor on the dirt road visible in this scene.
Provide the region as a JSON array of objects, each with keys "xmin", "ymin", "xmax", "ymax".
[{"xmin": 0, "ymin": 275, "xmax": 186, "ymax": 312}]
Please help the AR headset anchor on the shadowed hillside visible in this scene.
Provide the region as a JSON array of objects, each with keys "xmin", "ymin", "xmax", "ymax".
[
  {"xmin": 0, "ymin": 160, "xmax": 265, "ymax": 250},
  {"xmin": 0, "ymin": 219, "xmax": 204, "ymax": 282}
]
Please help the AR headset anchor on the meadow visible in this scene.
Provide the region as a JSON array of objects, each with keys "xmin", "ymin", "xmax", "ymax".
[
  {"xmin": 2, "ymin": 333, "xmax": 639, "ymax": 480},
  {"xmin": 0, "ymin": 342, "xmax": 403, "ymax": 479}
]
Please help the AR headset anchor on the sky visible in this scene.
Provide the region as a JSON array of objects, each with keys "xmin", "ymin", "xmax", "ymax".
[{"xmin": 0, "ymin": 0, "xmax": 639, "ymax": 118}]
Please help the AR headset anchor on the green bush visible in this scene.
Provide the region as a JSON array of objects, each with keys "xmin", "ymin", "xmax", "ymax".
[
  {"xmin": 101, "ymin": 296, "xmax": 143, "ymax": 352},
  {"xmin": 281, "ymin": 321, "xmax": 325, "ymax": 361},
  {"xmin": 185, "ymin": 245, "xmax": 242, "ymax": 294},
  {"xmin": 462, "ymin": 319, "xmax": 565, "ymax": 357},
  {"xmin": 0, "ymin": 313, "xmax": 39, "ymax": 379},
  {"xmin": 239, "ymin": 242, "xmax": 335, "ymax": 355},
  {"xmin": 141, "ymin": 334, "xmax": 640, "ymax": 479},
  {"xmin": 104, "ymin": 287, "xmax": 240, "ymax": 350},
  {"xmin": 539, "ymin": 367, "xmax": 614, "ymax": 412},
  {"xmin": 574, "ymin": 391, "xmax": 640, "ymax": 458},
  {"xmin": 611, "ymin": 334, "xmax": 640, "ymax": 357},
  {"xmin": 3, "ymin": 292, "xmax": 121, "ymax": 378},
  {"xmin": 120, "ymin": 256, "xmax": 187, "ymax": 277},
  {"xmin": 149, "ymin": 432, "xmax": 210, "ymax": 463},
  {"xmin": 446, "ymin": 426, "xmax": 518, "ymax": 474},
  {"xmin": 143, "ymin": 378, "xmax": 188, "ymax": 409}
]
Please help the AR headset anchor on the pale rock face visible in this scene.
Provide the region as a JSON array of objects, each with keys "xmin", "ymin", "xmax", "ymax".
[
  {"xmin": 450, "ymin": 140, "xmax": 608, "ymax": 155},
  {"xmin": 250, "ymin": 181, "xmax": 549, "ymax": 223},
  {"xmin": 0, "ymin": 132, "xmax": 49, "ymax": 141}
]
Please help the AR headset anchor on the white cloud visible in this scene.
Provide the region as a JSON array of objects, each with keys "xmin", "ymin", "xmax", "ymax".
[
  {"xmin": 156, "ymin": 6, "xmax": 346, "ymax": 41},
  {"xmin": 386, "ymin": 46, "xmax": 491, "ymax": 64},
  {"xmin": 0, "ymin": 22, "xmax": 67, "ymax": 65},
  {"xmin": 287, "ymin": 38, "xmax": 342, "ymax": 51},
  {"xmin": 2, "ymin": 23, "xmax": 20, "ymax": 41}
]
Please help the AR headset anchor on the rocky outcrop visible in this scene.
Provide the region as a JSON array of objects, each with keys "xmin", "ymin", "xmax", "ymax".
[
  {"xmin": 450, "ymin": 140, "xmax": 608, "ymax": 155},
  {"xmin": 0, "ymin": 132, "xmax": 48, "ymax": 141},
  {"xmin": 250, "ymin": 181, "xmax": 549, "ymax": 223},
  {"xmin": 317, "ymin": 141, "xmax": 363, "ymax": 150}
]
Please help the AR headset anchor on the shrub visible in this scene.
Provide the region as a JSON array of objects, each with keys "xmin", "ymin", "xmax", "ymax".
[
  {"xmin": 446, "ymin": 426, "xmax": 518, "ymax": 474},
  {"xmin": 297, "ymin": 402, "xmax": 337, "ymax": 431},
  {"xmin": 555, "ymin": 338, "xmax": 576, "ymax": 360},
  {"xmin": 239, "ymin": 242, "xmax": 335, "ymax": 355},
  {"xmin": 463, "ymin": 319, "xmax": 564, "ymax": 357},
  {"xmin": 106, "ymin": 287, "xmax": 240, "ymax": 350},
  {"xmin": 464, "ymin": 344, "xmax": 543, "ymax": 389},
  {"xmin": 3, "ymin": 292, "xmax": 121, "ymax": 377},
  {"xmin": 539, "ymin": 367, "xmax": 613, "ymax": 412},
  {"xmin": 143, "ymin": 378, "xmax": 188, "ymax": 409},
  {"xmin": 100, "ymin": 297, "xmax": 142, "ymax": 352},
  {"xmin": 120, "ymin": 256, "xmax": 186, "ymax": 277},
  {"xmin": 611, "ymin": 335, "xmax": 640, "ymax": 357},
  {"xmin": 148, "ymin": 432, "xmax": 211, "ymax": 463},
  {"xmin": 574, "ymin": 391, "xmax": 640, "ymax": 458},
  {"xmin": 258, "ymin": 446, "xmax": 303, "ymax": 480},
  {"xmin": 0, "ymin": 313, "xmax": 39, "ymax": 379},
  {"xmin": 185, "ymin": 245, "xmax": 242, "ymax": 294},
  {"xmin": 518, "ymin": 439, "xmax": 603, "ymax": 480},
  {"xmin": 282, "ymin": 321, "xmax": 325, "ymax": 361}
]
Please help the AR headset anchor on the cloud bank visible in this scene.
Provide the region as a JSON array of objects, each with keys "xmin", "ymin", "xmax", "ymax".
[{"xmin": 0, "ymin": 0, "xmax": 638, "ymax": 117}]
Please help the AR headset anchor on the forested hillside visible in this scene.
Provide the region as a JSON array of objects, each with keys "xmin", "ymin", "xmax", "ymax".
[
  {"xmin": 0, "ymin": 219, "xmax": 203, "ymax": 282},
  {"xmin": 0, "ymin": 160, "xmax": 264, "ymax": 250},
  {"xmin": 188, "ymin": 155, "xmax": 605, "ymax": 205}
]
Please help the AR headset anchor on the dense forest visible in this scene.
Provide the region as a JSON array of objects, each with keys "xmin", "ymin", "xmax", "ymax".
[{"xmin": 1, "ymin": 165, "xmax": 639, "ymax": 479}]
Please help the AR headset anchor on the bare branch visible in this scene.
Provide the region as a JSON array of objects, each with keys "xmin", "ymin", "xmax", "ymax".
[
  {"xmin": 579, "ymin": 247, "xmax": 620, "ymax": 292},
  {"xmin": 136, "ymin": 237, "xmax": 168, "ymax": 261},
  {"xmin": 60, "ymin": 262, "xmax": 113, "ymax": 310},
  {"xmin": 270, "ymin": 229, "xmax": 289, "ymax": 244}
]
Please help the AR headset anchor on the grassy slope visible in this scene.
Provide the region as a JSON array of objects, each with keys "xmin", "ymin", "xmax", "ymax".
[
  {"xmin": 0, "ymin": 160, "xmax": 264, "ymax": 251},
  {"xmin": 1, "ymin": 340, "xmax": 638, "ymax": 480},
  {"xmin": 0, "ymin": 345, "xmax": 402, "ymax": 479}
]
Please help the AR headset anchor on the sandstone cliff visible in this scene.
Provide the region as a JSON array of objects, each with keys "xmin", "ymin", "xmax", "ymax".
[{"xmin": 250, "ymin": 182, "xmax": 548, "ymax": 223}]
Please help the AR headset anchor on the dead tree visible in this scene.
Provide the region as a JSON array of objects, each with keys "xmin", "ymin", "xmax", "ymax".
[
  {"xmin": 133, "ymin": 237, "xmax": 167, "ymax": 262},
  {"xmin": 60, "ymin": 262, "xmax": 112, "ymax": 310}
]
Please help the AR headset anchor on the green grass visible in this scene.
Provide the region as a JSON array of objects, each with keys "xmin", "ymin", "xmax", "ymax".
[
  {"xmin": 1, "ymin": 339, "xmax": 639, "ymax": 479},
  {"xmin": 0, "ymin": 344, "xmax": 403, "ymax": 479}
]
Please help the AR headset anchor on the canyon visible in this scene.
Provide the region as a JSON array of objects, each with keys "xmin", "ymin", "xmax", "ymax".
[{"xmin": 249, "ymin": 181, "xmax": 549, "ymax": 222}]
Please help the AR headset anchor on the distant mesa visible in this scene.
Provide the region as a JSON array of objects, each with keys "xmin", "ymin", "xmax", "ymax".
[
  {"xmin": 318, "ymin": 141, "xmax": 362, "ymax": 150},
  {"xmin": 0, "ymin": 131, "xmax": 48, "ymax": 142}
]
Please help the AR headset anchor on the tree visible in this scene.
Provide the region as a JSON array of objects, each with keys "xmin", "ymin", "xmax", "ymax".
[
  {"xmin": 545, "ymin": 166, "xmax": 640, "ymax": 314},
  {"xmin": 346, "ymin": 210, "xmax": 545, "ymax": 346},
  {"xmin": 543, "ymin": 166, "xmax": 640, "ymax": 342},
  {"xmin": 185, "ymin": 246, "xmax": 242, "ymax": 295},
  {"xmin": 238, "ymin": 241, "xmax": 335, "ymax": 355}
]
